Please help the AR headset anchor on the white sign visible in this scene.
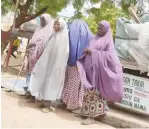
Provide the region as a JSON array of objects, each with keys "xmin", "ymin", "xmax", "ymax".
[{"xmin": 118, "ymin": 73, "xmax": 149, "ymax": 114}]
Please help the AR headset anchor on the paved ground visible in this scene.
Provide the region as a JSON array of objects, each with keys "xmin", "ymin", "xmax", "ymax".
[{"xmin": 1, "ymin": 90, "xmax": 114, "ymax": 128}]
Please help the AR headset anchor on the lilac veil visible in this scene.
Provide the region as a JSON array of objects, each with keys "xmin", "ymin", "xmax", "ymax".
[{"xmin": 77, "ymin": 21, "xmax": 123, "ymax": 102}]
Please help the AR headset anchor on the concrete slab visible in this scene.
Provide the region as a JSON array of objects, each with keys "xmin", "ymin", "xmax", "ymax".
[{"xmin": 100, "ymin": 106, "xmax": 149, "ymax": 128}]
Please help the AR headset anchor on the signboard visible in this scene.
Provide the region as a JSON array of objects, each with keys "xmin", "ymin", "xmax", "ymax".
[{"xmin": 116, "ymin": 73, "xmax": 149, "ymax": 115}]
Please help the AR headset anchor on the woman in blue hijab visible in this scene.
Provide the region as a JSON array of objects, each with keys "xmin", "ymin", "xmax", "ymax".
[{"xmin": 61, "ymin": 19, "xmax": 93, "ymax": 113}]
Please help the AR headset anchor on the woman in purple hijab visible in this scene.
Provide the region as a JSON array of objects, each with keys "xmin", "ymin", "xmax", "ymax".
[
  {"xmin": 61, "ymin": 19, "xmax": 93, "ymax": 113},
  {"xmin": 77, "ymin": 20, "xmax": 123, "ymax": 125}
]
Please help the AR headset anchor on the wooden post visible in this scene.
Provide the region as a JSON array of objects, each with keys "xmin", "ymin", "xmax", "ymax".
[
  {"xmin": 2, "ymin": 0, "xmax": 20, "ymax": 71},
  {"xmin": 2, "ymin": 40, "xmax": 14, "ymax": 71}
]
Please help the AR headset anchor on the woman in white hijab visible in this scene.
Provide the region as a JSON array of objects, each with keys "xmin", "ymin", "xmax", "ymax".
[
  {"xmin": 23, "ymin": 13, "xmax": 53, "ymax": 100},
  {"xmin": 29, "ymin": 18, "xmax": 69, "ymax": 112}
]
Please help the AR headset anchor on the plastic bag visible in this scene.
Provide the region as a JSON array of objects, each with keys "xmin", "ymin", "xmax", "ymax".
[
  {"xmin": 115, "ymin": 38, "xmax": 137, "ymax": 60},
  {"xmin": 128, "ymin": 22, "xmax": 149, "ymax": 74},
  {"xmin": 115, "ymin": 18, "xmax": 141, "ymax": 39},
  {"xmin": 138, "ymin": 22, "xmax": 149, "ymax": 56}
]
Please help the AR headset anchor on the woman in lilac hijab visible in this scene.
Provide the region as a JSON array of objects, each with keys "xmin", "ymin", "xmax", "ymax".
[
  {"xmin": 61, "ymin": 19, "xmax": 93, "ymax": 113},
  {"xmin": 77, "ymin": 20, "xmax": 123, "ymax": 125}
]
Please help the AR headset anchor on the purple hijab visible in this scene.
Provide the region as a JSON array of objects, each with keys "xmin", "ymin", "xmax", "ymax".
[
  {"xmin": 77, "ymin": 20, "xmax": 123, "ymax": 102},
  {"xmin": 68, "ymin": 19, "xmax": 93, "ymax": 66}
]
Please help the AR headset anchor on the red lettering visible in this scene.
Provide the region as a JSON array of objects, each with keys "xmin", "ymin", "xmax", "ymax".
[{"xmin": 134, "ymin": 91, "xmax": 147, "ymax": 98}]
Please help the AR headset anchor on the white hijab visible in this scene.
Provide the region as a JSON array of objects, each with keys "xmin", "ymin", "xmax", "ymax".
[
  {"xmin": 30, "ymin": 13, "xmax": 53, "ymax": 46},
  {"xmin": 29, "ymin": 18, "xmax": 69, "ymax": 101}
]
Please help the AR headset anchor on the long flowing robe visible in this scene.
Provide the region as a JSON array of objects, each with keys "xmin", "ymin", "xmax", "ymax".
[
  {"xmin": 77, "ymin": 24, "xmax": 123, "ymax": 102},
  {"xmin": 29, "ymin": 18, "xmax": 69, "ymax": 101},
  {"xmin": 67, "ymin": 19, "xmax": 93, "ymax": 66}
]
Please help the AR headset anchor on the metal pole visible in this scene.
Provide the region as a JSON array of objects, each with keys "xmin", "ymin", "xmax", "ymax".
[{"xmin": 12, "ymin": 39, "xmax": 30, "ymax": 92}]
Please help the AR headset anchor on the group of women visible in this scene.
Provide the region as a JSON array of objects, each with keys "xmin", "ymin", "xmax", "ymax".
[{"xmin": 23, "ymin": 13, "xmax": 123, "ymax": 125}]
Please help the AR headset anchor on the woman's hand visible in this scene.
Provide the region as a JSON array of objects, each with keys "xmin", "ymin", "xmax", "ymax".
[
  {"xmin": 84, "ymin": 49, "xmax": 91, "ymax": 55},
  {"xmin": 87, "ymin": 49, "xmax": 91, "ymax": 55},
  {"xmin": 83, "ymin": 48, "xmax": 88, "ymax": 54}
]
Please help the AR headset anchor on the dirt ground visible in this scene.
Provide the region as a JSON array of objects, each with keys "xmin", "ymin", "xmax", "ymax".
[
  {"xmin": 1, "ymin": 54, "xmax": 114, "ymax": 128},
  {"xmin": 1, "ymin": 90, "xmax": 114, "ymax": 128}
]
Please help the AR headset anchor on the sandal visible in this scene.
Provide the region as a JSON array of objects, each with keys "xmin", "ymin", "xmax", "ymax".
[
  {"xmin": 81, "ymin": 117, "xmax": 95, "ymax": 125},
  {"xmin": 50, "ymin": 106, "xmax": 56, "ymax": 112},
  {"xmin": 42, "ymin": 107, "xmax": 51, "ymax": 113},
  {"xmin": 42, "ymin": 106, "xmax": 55, "ymax": 113}
]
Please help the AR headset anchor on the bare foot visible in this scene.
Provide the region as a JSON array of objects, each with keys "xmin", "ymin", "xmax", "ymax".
[{"xmin": 81, "ymin": 117, "xmax": 95, "ymax": 125}]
